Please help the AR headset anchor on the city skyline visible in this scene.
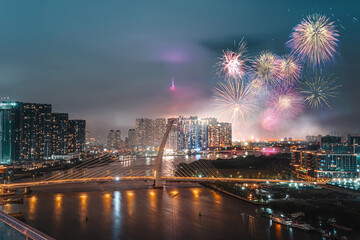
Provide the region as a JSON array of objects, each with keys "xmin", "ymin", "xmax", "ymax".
[{"xmin": 1, "ymin": 2, "xmax": 360, "ymax": 240}]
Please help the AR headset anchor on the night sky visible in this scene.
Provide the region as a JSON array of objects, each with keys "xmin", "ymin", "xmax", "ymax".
[{"xmin": 0, "ymin": 0, "xmax": 359, "ymax": 141}]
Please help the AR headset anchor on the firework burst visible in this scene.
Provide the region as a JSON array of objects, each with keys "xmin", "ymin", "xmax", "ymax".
[
  {"xmin": 250, "ymin": 51, "xmax": 279, "ymax": 85},
  {"xmin": 216, "ymin": 40, "xmax": 248, "ymax": 80},
  {"xmin": 268, "ymin": 84, "xmax": 305, "ymax": 118},
  {"xmin": 275, "ymin": 55, "xmax": 302, "ymax": 84},
  {"xmin": 248, "ymin": 77, "xmax": 268, "ymax": 96},
  {"xmin": 301, "ymin": 75, "xmax": 341, "ymax": 109},
  {"xmin": 287, "ymin": 14, "xmax": 339, "ymax": 68},
  {"xmin": 213, "ymin": 79, "xmax": 257, "ymax": 121}
]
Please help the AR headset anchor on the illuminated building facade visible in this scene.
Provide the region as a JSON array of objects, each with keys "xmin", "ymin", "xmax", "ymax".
[
  {"xmin": 0, "ymin": 102, "xmax": 22, "ymax": 164},
  {"xmin": 21, "ymin": 103, "xmax": 52, "ymax": 161},
  {"xmin": 127, "ymin": 129, "xmax": 137, "ymax": 149},
  {"xmin": 136, "ymin": 118, "xmax": 154, "ymax": 149},
  {"xmin": 207, "ymin": 122, "xmax": 232, "ymax": 148},
  {"xmin": 132, "ymin": 116, "xmax": 231, "ymax": 151},
  {"xmin": 291, "ymin": 150, "xmax": 359, "ymax": 178},
  {"xmin": 0, "ymin": 101, "xmax": 86, "ymax": 163},
  {"xmin": 107, "ymin": 130, "xmax": 122, "ymax": 149},
  {"xmin": 68, "ymin": 120, "xmax": 86, "ymax": 154},
  {"xmin": 178, "ymin": 116, "xmax": 207, "ymax": 150},
  {"xmin": 51, "ymin": 113, "xmax": 68, "ymax": 155},
  {"xmin": 154, "ymin": 118, "xmax": 166, "ymax": 147},
  {"xmin": 115, "ymin": 130, "xmax": 122, "ymax": 148}
]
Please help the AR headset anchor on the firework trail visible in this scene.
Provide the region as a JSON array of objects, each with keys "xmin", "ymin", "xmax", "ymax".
[
  {"xmin": 268, "ymin": 84, "xmax": 305, "ymax": 119},
  {"xmin": 287, "ymin": 14, "xmax": 339, "ymax": 68},
  {"xmin": 250, "ymin": 51, "xmax": 279, "ymax": 85},
  {"xmin": 213, "ymin": 79, "xmax": 257, "ymax": 121},
  {"xmin": 275, "ymin": 55, "xmax": 302, "ymax": 84},
  {"xmin": 216, "ymin": 40, "xmax": 248, "ymax": 81},
  {"xmin": 260, "ymin": 108, "xmax": 281, "ymax": 131},
  {"xmin": 301, "ymin": 75, "xmax": 341, "ymax": 109}
]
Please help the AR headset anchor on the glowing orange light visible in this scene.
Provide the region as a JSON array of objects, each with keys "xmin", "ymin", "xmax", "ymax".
[
  {"xmin": 80, "ymin": 194, "xmax": 88, "ymax": 199},
  {"xmin": 30, "ymin": 196, "xmax": 37, "ymax": 202},
  {"xmin": 170, "ymin": 190, "xmax": 179, "ymax": 195}
]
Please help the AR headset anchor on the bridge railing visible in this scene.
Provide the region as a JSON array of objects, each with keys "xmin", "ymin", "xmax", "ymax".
[{"xmin": 0, "ymin": 210, "xmax": 55, "ymax": 240}]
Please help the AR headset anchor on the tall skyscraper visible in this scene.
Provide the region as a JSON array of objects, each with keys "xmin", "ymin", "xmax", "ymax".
[
  {"xmin": 0, "ymin": 100, "xmax": 86, "ymax": 163},
  {"xmin": 131, "ymin": 116, "xmax": 231, "ymax": 151},
  {"xmin": 107, "ymin": 130, "xmax": 116, "ymax": 148},
  {"xmin": 127, "ymin": 129, "xmax": 137, "ymax": 149},
  {"xmin": 21, "ymin": 103, "xmax": 52, "ymax": 161},
  {"xmin": 107, "ymin": 130, "xmax": 122, "ymax": 149},
  {"xmin": 178, "ymin": 116, "xmax": 211, "ymax": 150},
  {"xmin": 115, "ymin": 130, "xmax": 122, "ymax": 148},
  {"xmin": 68, "ymin": 120, "xmax": 86, "ymax": 153},
  {"xmin": 135, "ymin": 118, "xmax": 154, "ymax": 149},
  {"xmin": 0, "ymin": 102, "xmax": 22, "ymax": 164},
  {"xmin": 208, "ymin": 122, "xmax": 232, "ymax": 148},
  {"xmin": 51, "ymin": 113, "xmax": 69, "ymax": 155},
  {"xmin": 154, "ymin": 118, "xmax": 166, "ymax": 147}
]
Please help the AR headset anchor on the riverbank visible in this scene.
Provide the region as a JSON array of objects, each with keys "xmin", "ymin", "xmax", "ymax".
[{"xmin": 205, "ymin": 184, "xmax": 268, "ymax": 205}]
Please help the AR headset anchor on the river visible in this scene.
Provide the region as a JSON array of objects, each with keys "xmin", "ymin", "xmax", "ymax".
[{"xmin": 1, "ymin": 182, "xmax": 326, "ymax": 240}]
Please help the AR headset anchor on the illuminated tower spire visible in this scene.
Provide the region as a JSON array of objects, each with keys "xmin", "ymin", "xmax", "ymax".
[{"xmin": 170, "ymin": 76, "xmax": 175, "ymax": 91}]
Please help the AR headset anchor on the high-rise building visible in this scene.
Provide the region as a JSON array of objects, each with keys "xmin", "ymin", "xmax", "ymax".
[
  {"xmin": 166, "ymin": 118, "xmax": 178, "ymax": 151},
  {"xmin": 115, "ymin": 130, "xmax": 122, "ymax": 148},
  {"xmin": 177, "ymin": 116, "xmax": 218, "ymax": 150},
  {"xmin": 68, "ymin": 120, "xmax": 86, "ymax": 153},
  {"xmin": 135, "ymin": 118, "xmax": 154, "ymax": 149},
  {"xmin": 178, "ymin": 116, "xmax": 201, "ymax": 150},
  {"xmin": 51, "ymin": 113, "xmax": 68, "ymax": 155},
  {"xmin": 21, "ymin": 103, "xmax": 52, "ymax": 161},
  {"xmin": 207, "ymin": 122, "xmax": 232, "ymax": 148},
  {"xmin": 107, "ymin": 130, "xmax": 116, "ymax": 148},
  {"xmin": 199, "ymin": 118, "xmax": 217, "ymax": 149},
  {"xmin": 154, "ymin": 118, "xmax": 166, "ymax": 147},
  {"xmin": 107, "ymin": 130, "xmax": 122, "ymax": 149},
  {"xmin": 127, "ymin": 129, "xmax": 137, "ymax": 149},
  {"xmin": 0, "ymin": 100, "xmax": 86, "ymax": 163},
  {"xmin": 132, "ymin": 116, "xmax": 230, "ymax": 151},
  {"xmin": 0, "ymin": 102, "xmax": 22, "ymax": 164}
]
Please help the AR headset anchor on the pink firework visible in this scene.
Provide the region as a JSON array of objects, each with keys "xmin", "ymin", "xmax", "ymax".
[
  {"xmin": 268, "ymin": 84, "xmax": 305, "ymax": 119},
  {"xmin": 260, "ymin": 108, "xmax": 280, "ymax": 131},
  {"xmin": 216, "ymin": 40, "xmax": 248, "ymax": 80},
  {"xmin": 286, "ymin": 14, "xmax": 339, "ymax": 68},
  {"xmin": 275, "ymin": 55, "xmax": 302, "ymax": 84}
]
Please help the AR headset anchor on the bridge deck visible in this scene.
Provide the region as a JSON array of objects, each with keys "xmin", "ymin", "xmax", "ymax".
[{"xmin": 0, "ymin": 176, "xmax": 324, "ymax": 189}]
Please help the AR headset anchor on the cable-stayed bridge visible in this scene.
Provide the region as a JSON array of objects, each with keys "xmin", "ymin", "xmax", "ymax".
[{"xmin": 1, "ymin": 121, "xmax": 320, "ymax": 191}]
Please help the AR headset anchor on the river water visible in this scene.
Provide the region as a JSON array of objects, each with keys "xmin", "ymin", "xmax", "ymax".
[{"xmin": 1, "ymin": 182, "xmax": 326, "ymax": 240}]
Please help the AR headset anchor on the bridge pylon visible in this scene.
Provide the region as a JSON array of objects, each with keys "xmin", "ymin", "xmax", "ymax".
[{"xmin": 154, "ymin": 119, "xmax": 174, "ymax": 188}]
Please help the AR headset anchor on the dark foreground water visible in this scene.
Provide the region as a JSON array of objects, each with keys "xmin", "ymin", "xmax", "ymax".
[{"xmin": 0, "ymin": 182, "xmax": 350, "ymax": 240}]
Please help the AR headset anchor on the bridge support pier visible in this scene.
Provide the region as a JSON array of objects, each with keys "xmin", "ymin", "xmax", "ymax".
[
  {"xmin": 154, "ymin": 179, "xmax": 163, "ymax": 189},
  {"xmin": 23, "ymin": 187, "xmax": 32, "ymax": 195}
]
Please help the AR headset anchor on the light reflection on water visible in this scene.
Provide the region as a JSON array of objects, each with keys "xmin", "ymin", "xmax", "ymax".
[
  {"xmin": 54, "ymin": 194, "xmax": 63, "ymax": 227},
  {"xmin": 112, "ymin": 191, "xmax": 121, "ymax": 239},
  {"xmin": 3, "ymin": 185, "xmax": 331, "ymax": 240}
]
